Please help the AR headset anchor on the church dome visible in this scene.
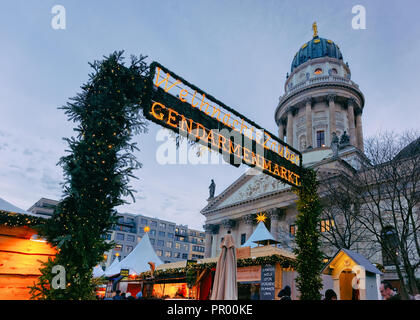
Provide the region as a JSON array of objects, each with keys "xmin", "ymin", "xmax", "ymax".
[{"xmin": 290, "ymin": 23, "xmax": 343, "ymax": 73}]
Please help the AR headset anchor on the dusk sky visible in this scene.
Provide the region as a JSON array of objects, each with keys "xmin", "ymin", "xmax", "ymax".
[{"xmin": 1, "ymin": 0, "xmax": 419, "ymax": 230}]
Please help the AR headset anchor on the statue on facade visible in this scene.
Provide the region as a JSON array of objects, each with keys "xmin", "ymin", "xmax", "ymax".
[
  {"xmin": 331, "ymin": 132, "xmax": 339, "ymax": 157},
  {"xmin": 209, "ymin": 179, "xmax": 216, "ymax": 199},
  {"xmin": 340, "ymin": 131, "xmax": 350, "ymax": 147}
]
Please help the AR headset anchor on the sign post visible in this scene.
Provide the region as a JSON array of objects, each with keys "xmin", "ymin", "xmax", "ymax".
[{"xmin": 143, "ymin": 62, "xmax": 303, "ymax": 188}]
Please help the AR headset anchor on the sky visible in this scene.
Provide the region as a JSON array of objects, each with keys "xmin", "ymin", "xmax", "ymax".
[{"xmin": 0, "ymin": 0, "xmax": 419, "ymax": 230}]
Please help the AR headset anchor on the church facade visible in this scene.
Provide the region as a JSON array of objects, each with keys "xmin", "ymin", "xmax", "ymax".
[{"xmin": 200, "ymin": 25, "xmax": 409, "ymax": 284}]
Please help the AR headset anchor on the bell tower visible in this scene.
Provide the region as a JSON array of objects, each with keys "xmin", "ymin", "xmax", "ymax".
[{"xmin": 274, "ymin": 23, "xmax": 365, "ymax": 153}]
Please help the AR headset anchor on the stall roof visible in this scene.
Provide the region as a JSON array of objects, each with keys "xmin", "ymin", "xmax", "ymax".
[
  {"xmin": 0, "ymin": 197, "xmax": 38, "ymax": 216},
  {"xmin": 321, "ymin": 248, "xmax": 382, "ymax": 275},
  {"xmin": 104, "ymin": 232, "xmax": 163, "ymax": 277},
  {"xmin": 241, "ymin": 221, "xmax": 276, "ymax": 248},
  {"xmin": 197, "ymin": 245, "xmax": 295, "ymax": 265},
  {"xmin": 93, "ymin": 265, "xmax": 105, "ymax": 278},
  {"xmin": 156, "ymin": 260, "xmax": 188, "ymax": 271}
]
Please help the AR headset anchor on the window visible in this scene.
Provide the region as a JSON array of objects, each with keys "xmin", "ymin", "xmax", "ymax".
[
  {"xmin": 150, "ymin": 230, "xmax": 156, "ymax": 236},
  {"xmin": 316, "ymin": 130, "xmax": 325, "ymax": 148},
  {"xmin": 182, "ymin": 253, "xmax": 188, "ymax": 259},
  {"xmin": 126, "ymin": 246, "xmax": 133, "ymax": 253},
  {"xmin": 157, "ymin": 240, "xmax": 164, "ymax": 247},
  {"xmin": 115, "ymin": 244, "xmax": 123, "ymax": 251},
  {"xmin": 166, "ymin": 241, "xmax": 173, "ymax": 248},
  {"xmin": 175, "ymin": 243, "xmax": 181, "ymax": 250},
  {"xmin": 167, "ymin": 233, "xmax": 174, "ymax": 239},
  {"xmin": 381, "ymin": 227, "xmax": 400, "ymax": 266},
  {"xmin": 329, "ymin": 68, "xmax": 338, "ymax": 75},
  {"xmin": 169, "ymin": 225, "xmax": 175, "ymax": 231},
  {"xmin": 165, "ymin": 251, "xmax": 171, "ymax": 258},
  {"xmin": 105, "ymin": 233, "xmax": 112, "ymax": 240},
  {"xmin": 150, "ymin": 238, "xmax": 155, "ymax": 245},
  {"xmin": 193, "ymin": 246, "xmax": 205, "ymax": 252},
  {"xmin": 116, "ymin": 233, "xmax": 124, "ymax": 241},
  {"xmin": 174, "ymin": 252, "xmax": 181, "ymax": 258},
  {"xmin": 320, "ymin": 219, "xmax": 335, "ymax": 232},
  {"xmin": 314, "ymin": 68, "xmax": 323, "ymax": 75},
  {"xmin": 158, "ymin": 231, "xmax": 166, "ymax": 238},
  {"xmin": 289, "ymin": 224, "xmax": 297, "ymax": 237},
  {"xmin": 183, "ymin": 244, "xmax": 189, "ymax": 251},
  {"xmin": 156, "ymin": 250, "xmax": 163, "ymax": 257},
  {"xmin": 140, "ymin": 218, "xmax": 147, "ymax": 225},
  {"xmin": 240, "ymin": 233, "xmax": 246, "ymax": 245},
  {"xmin": 150, "ymin": 221, "xmax": 157, "ymax": 228},
  {"xmin": 126, "ymin": 217, "xmax": 134, "ymax": 224},
  {"xmin": 159, "ymin": 222, "xmax": 166, "ymax": 229},
  {"xmin": 127, "ymin": 235, "xmax": 135, "ymax": 242}
]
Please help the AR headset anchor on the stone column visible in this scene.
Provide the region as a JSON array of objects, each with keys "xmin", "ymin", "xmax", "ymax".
[
  {"xmin": 327, "ymin": 94, "xmax": 337, "ymax": 141},
  {"xmin": 355, "ymin": 111, "xmax": 364, "ymax": 152},
  {"xmin": 242, "ymin": 214, "xmax": 254, "ymax": 243},
  {"xmin": 211, "ymin": 224, "xmax": 220, "ymax": 257},
  {"xmin": 278, "ymin": 120, "xmax": 285, "ymax": 141},
  {"xmin": 347, "ymin": 98, "xmax": 357, "ymax": 147},
  {"xmin": 286, "ymin": 108, "xmax": 294, "ymax": 147},
  {"xmin": 203, "ymin": 224, "xmax": 213, "ymax": 258},
  {"xmin": 305, "ymin": 97, "xmax": 313, "ymax": 149},
  {"xmin": 267, "ymin": 209, "xmax": 280, "ymax": 241}
]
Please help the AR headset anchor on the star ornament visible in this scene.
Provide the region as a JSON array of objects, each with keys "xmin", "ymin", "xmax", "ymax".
[
  {"xmin": 256, "ymin": 212, "xmax": 267, "ymax": 223},
  {"xmin": 144, "ymin": 226, "xmax": 150, "ymax": 233}
]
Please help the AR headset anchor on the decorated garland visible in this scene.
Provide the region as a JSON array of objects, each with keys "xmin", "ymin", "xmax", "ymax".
[
  {"xmin": 292, "ymin": 168, "xmax": 324, "ymax": 300},
  {"xmin": 29, "ymin": 51, "xmax": 149, "ymax": 300},
  {"xmin": 0, "ymin": 210, "xmax": 45, "ymax": 228},
  {"xmin": 139, "ymin": 254, "xmax": 296, "ymax": 281}
]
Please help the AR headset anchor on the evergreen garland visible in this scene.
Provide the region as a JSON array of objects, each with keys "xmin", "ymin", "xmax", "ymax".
[
  {"xmin": 292, "ymin": 168, "xmax": 324, "ymax": 300},
  {"xmin": 0, "ymin": 210, "xmax": 45, "ymax": 228},
  {"xmin": 29, "ymin": 51, "xmax": 149, "ymax": 299}
]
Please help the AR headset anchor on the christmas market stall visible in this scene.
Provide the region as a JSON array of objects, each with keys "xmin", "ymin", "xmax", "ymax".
[
  {"xmin": 0, "ymin": 198, "xmax": 56, "ymax": 300},
  {"xmin": 103, "ymin": 231, "xmax": 163, "ymax": 298},
  {"xmin": 137, "ymin": 242, "xmax": 297, "ymax": 300}
]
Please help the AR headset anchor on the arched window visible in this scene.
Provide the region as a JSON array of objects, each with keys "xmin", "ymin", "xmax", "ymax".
[
  {"xmin": 381, "ymin": 226, "xmax": 400, "ymax": 266},
  {"xmin": 314, "ymin": 68, "xmax": 323, "ymax": 75}
]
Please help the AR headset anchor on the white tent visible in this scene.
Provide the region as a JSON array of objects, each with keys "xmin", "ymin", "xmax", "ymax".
[
  {"xmin": 104, "ymin": 257, "xmax": 121, "ymax": 277},
  {"xmin": 92, "ymin": 265, "xmax": 105, "ymax": 278},
  {"xmin": 104, "ymin": 232, "xmax": 163, "ymax": 277},
  {"xmin": 241, "ymin": 221, "xmax": 276, "ymax": 248}
]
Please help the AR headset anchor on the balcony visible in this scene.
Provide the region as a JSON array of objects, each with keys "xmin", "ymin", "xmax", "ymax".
[{"xmin": 278, "ymin": 75, "xmax": 363, "ymax": 109}]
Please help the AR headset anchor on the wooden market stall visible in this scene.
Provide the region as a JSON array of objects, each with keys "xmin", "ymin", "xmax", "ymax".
[
  {"xmin": 137, "ymin": 244, "xmax": 297, "ymax": 300},
  {"xmin": 0, "ymin": 198, "xmax": 55, "ymax": 300}
]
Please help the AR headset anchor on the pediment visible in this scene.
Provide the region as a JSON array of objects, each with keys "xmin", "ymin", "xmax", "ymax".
[{"xmin": 202, "ymin": 169, "xmax": 291, "ymax": 213}]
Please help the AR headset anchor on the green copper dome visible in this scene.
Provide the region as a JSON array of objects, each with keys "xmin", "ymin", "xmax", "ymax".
[{"xmin": 291, "ymin": 24, "xmax": 343, "ymax": 73}]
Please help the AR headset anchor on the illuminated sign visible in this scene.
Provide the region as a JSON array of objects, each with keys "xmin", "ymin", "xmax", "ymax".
[
  {"xmin": 120, "ymin": 269, "xmax": 129, "ymax": 277},
  {"xmin": 144, "ymin": 62, "xmax": 303, "ymax": 187}
]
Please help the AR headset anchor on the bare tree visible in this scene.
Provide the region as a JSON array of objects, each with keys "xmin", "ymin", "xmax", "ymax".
[
  {"xmin": 319, "ymin": 171, "xmax": 377, "ymax": 258},
  {"xmin": 354, "ymin": 131, "xmax": 420, "ymax": 299}
]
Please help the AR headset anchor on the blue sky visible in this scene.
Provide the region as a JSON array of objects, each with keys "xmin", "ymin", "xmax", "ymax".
[{"xmin": 0, "ymin": 0, "xmax": 419, "ymax": 230}]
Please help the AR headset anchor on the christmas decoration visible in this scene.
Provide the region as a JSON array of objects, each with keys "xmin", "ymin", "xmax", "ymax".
[
  {"xmin": 29, "ymin": 51, "xmax": 149, "ymax": 299},
  {"xmin": 292, "ymin": 168, "xmax": 324, "ymax": 300}
]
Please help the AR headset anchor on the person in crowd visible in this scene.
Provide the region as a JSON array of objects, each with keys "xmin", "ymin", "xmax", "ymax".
[
  {"xmin": 278, "ymin": 285, "xmax": 292, "ymax": 300},
  {"xmin": 126, "ymin": 292, "xmax": 135, "ymax": 300},
  {"xmin": 379, "ymin": 281, "xmax": 401, "ymax": 300},
  {"xmin": 136, "ymin": 288, "xmax": 143, "ymax": 299},
  {"xmin": 324, "ymin": 289, "xmax": 338, "ymax": 300},
  {"xmin": 113, "ymin": 290, "xmax": 123, "ymax": 300}
]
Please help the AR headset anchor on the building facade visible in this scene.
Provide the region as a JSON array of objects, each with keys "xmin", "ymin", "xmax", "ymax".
[
  {"xmin": 201, "ymin": 25, "xmax": 419, "ymax": 288},
  {"xmin": 103, "ymin": 213, "xmax": 205, "ymax": 268}
]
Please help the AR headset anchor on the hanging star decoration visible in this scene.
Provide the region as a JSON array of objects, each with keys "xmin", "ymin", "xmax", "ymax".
[
  {"xmin": 144, "ymin": 226, "xmax": 150, "ymax": 233},
  {"xmin": 256, "ymin": 212, "xmax": 267, "ymax": 223}
]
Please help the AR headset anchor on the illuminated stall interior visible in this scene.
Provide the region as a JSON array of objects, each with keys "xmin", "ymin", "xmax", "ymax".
[{"xmin": 0, "ymin": 198, "xmax": 56, "ymax": 300}]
